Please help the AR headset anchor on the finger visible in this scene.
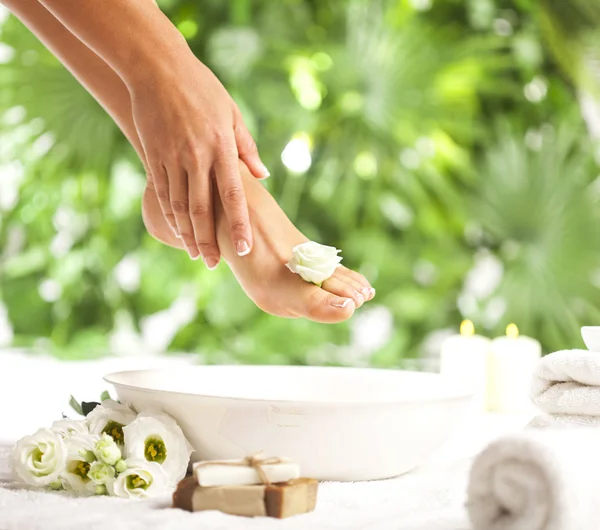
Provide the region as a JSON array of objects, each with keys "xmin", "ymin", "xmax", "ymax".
[
  {"xmin": 147, "ymin": 161, "xmax": 178, "ymax": 237},
  {"xmin": 233, "ymin": 107, "xmax": 269, "ymax": 180},
  {"xmin": 189, "ymin": 167, "xmax": 220, "ymax": 270},
  {"xmin": 214, "ymin": 135, "xmax": 253, "ymax": 256},
  {"xmin": 167, "ymin": 165, "xmax": 200, "ymax": 260}
]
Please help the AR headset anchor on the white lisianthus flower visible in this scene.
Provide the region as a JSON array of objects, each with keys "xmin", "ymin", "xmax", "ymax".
[
  {"xmin": 286, "ymin": 241, "xmax": 343, "ymax": 286},
  {"xmin": 87, "ymin": 399, "xmax": 136, "ymax": 444},
  {"xmin": 88, "ymin": 461, "xmax": 115, "ymax": 485},
  {"xmin": 93, "ymin": 433, "xmax": 122, "ymax": 465},
  {"xmin": 123, "ymin": 412, "xmax": 193, "ymax": 486},
  {"xmin": 108, "ymin": 458, "xmax": 168, "ymax": 498},
  {"xmin": 11, "ymin": 428, "xmax": 67, "ymax": 487},
  {"xmin": 61, "ymin": 433, "xmax": 100, "ymax": 493},
  {"xmin": 51, "ymin": 419, "xmax": 89, "ymax": 439}
]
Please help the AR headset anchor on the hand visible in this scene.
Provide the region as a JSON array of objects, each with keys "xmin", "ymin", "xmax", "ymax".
[{"xmin": 129, "ymin": 56, "xmax": 268, "ymax": 268}]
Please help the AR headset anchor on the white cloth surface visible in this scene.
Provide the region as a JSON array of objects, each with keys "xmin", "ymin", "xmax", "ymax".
[
  {"xmin": 466, "ymin": 427, "xmax": 600, "ymax": 530},
  {"xmin": 530, "ymin": 349, "xmax": 600, "ymax": 426},
  {"xmin": 0, "ymin": 349, "xmax": 532, "ymax": 530},
  {"xmin": 0, "ymin": 444, "xmax": 473, "ymax": 530}
]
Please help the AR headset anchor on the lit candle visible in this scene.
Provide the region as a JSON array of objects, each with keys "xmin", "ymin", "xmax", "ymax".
[
  {"xmin": 440, "ymin": 320, "xmax": 492, "ymax": 411},
  {"xmin": 488, "ymin": 324, "xmax": 542, "ymax": 413}
]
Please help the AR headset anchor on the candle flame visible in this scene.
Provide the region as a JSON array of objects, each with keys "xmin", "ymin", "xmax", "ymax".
[
  {"xmin": 506, "ymin": 323, "xmax": 519, "ymax": 339},
  {"xmin": 460, "ymin": 320, "xmax": 475, "ymax": 337}
]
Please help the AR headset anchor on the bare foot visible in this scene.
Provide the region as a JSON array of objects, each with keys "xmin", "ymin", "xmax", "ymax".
[{"xmin": 142, "ymin": 161, "xmax": 375, "ymax": 323}]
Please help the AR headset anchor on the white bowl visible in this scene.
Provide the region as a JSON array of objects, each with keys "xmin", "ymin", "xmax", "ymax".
[
  {"xmin": 104, "ymin": 365, "xmax": 473, "ymax": 481},
  {"xmin": 582, "ymin": 327, "xmax": 600, "ymax": 352}
]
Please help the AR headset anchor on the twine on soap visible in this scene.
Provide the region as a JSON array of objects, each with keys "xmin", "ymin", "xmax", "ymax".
[{"xmin": 195, "ymin": 453, "xmax": 285, "ymax": 485}]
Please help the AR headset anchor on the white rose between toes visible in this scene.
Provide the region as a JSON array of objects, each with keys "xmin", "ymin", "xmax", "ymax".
[{"xmin": 285, "ymin": 241, "xmax": 343, "ymax": 286}]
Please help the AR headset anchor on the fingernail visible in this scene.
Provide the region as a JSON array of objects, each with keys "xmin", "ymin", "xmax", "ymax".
[
  {"xmin": 187, "ymin": 247, "xmax": 200, "ymax": 260},
  {"xmin": 236, "ymin": 240, "xmax": 251, "ymax": 256},
  {"xmin": 203, "ymin": 257, "xmax": 219, "ymax": 270},
  {"xmin": 175, "ymin": 233, "xmax": 182, "ymax": 239},
  {"xmin": 332, "ymin": 298, "xmax": 354, "ymax": 309},
  {"xmin": 259, "ymin": 164, "xmax": 270, "ymax": 179}
]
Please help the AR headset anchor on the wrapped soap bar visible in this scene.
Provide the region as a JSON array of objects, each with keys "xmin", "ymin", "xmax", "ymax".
[
  {"xmin": 194, "ymin": 456, "xmax": 300, "ymax": 487},
  {"xmin": 172, "ymin": 476, "xmax": 318, "ymax": 518}
]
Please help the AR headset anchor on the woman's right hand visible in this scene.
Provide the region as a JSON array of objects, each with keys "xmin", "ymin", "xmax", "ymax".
[{"xmin": 129, "ymin": 55, "xmax": 269, "ymax": 268}]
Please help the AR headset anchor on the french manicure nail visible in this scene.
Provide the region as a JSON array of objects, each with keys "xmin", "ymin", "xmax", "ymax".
[
  {"xmin": 332, "ymin": 298, "xmax": 353, "ymax": 309},
  {"xmin": 236, "ymin": 240, "xmax": 251, "ymax": 256},
  {"xmin": 362, "ymin": 287, "xmax": 371, "ymax": 299},
  {"xmin": 204, "ymin": 257, "xmax": 219, "ymax": 270},
  {"xmin": 355, "ymin": 291, "xmax": 365, "ymax": 304},
  {"xmin": 260, "ymin": 164, "xmax": 271, "ymax": 179},
  {"xmin": 370, "ymin": 288, "xmax": 376, "ymax": 298}
]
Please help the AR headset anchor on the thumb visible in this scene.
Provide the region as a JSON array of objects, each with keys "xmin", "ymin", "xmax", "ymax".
[{"xmin": 233, "ymin": 112, "xmax": 270, "ymax": 181}]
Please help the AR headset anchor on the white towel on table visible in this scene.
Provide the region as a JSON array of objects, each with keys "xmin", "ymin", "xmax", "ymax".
[
  {"xmin": 466, "ymin": 428, "xmax": 600, "ymax": 530},
  {"xmin": 529, "ymin": 349, "xmax": 600, "ymax": 427}
]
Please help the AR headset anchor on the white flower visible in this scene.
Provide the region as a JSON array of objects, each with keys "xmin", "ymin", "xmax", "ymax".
[
  {"xmin": 108, "ymin": 458, "xmax": 168, "ymax": 498},
  {"xmin": 87, "ymin": 399, "xmax": 136, "ymax": 444},
  {"xmin": 88, "ymin": 461, "xmax": 115, "ymax": 485},
  {"xmin": 123, "ymin": 412, "xmax": 193, "ymax": 486},
  {"xmin": 93, "ymin": 433, "xmax": 122, "ymax": 465},
  {"xmin": 11, "ymin": 428, "xmax": 67, "ymax": 487},
  {"xmin": 286, "ymin": 241, "xmax": 343, "ymax": 285},
  {"xmin": 61, "ymin": 433, "xmax": 100, "ymax": 494},
  {"xmin": 51, "ymin": 418, "xmax": 89, "ymax": 438}
]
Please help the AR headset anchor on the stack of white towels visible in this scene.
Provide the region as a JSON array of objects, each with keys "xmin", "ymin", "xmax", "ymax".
[{"xmin": 466, "ymin": 344, "xmax": 600, "ymax": 530}]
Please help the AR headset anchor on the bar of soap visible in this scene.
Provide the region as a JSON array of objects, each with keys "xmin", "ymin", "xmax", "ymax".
[
  {"xmin": 172, "ymin": 478, "xmax": 318, "ymax": 519},
  {"xmin": 193, "ymin": 458, "xmax": 300, "ymax": 487}
]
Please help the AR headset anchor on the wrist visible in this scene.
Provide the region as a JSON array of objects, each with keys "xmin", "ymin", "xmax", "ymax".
[{"xmin": 119, "ymin": 20, "xmax": 193, "ymax": 89}]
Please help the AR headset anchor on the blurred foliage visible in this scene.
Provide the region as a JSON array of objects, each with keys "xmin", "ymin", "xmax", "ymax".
[{"xmin": 1, "ymin": 0, "xmax": 600, "ymax": 362}]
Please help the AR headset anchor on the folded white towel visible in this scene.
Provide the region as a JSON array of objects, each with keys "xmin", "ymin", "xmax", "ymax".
[
  {"xmin": 530, "ymin": 349, "xmax": 600, "ymax": 426},
  {"xmin": 466, "ymin": 428, "xmax": 600, "ymax": 530}
]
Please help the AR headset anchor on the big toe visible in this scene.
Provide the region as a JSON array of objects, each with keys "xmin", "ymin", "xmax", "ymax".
[{"xmin": 295, "ymin": 287, "xmax": 356, "ymax": 324}]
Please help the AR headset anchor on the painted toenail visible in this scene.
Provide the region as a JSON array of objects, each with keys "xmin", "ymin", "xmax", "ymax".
[
  {"xmin": 236, "ymin": 240, "xmax": 251, "ymax": 256},
  {"xmin": 370, "ymin": 288, "xmax": 376, "ymax": 298},
  {"xmin": 355, "ymin": 291, "xmax": 365, "ymax": 303},
  {"xmin": 362, "ymin": 287, "xmax": 371, "ymax": 299},
  {"xmin": 332, "ymin": 298, "xmax": 353, "ymax": 309},
  {"xmin": 203, "ymin": 257, "xmax": 219, "ymax": 270}
]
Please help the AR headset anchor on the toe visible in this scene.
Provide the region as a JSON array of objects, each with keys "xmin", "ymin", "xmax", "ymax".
[
  {"xmin": 322, "ymin": 276, "xmax": 366, "ymax": 307},
  {"xmin": 291, "ymin": 285, "xmax": 356, "ymax": 323},
  {"xmin": 336, "ymin": 267, "xmax": 375, "ymax": 300}
]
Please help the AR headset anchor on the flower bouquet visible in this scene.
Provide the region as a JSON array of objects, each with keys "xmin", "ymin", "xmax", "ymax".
[{"xmin": 11, "ymin": 394, "xmax": 193, "ymax": 498}]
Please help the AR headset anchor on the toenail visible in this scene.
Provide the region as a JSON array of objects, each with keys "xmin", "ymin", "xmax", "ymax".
[
  {"xmin": 354, "ymin": 291, "xmax": 365, "ymax": 303},
  {"xmin": 203, "ymin": 257, "xmax": 219, "ymax": 270},
  {"xmin": 332, "ymin": 298, "xmax": 353, "ymax": 309},
  {"xmin": 362, "ymin": 287, "xmax": 371, "ymax": 299},
  {"xmin": 370, "ymin": 288, "xmax": 376, "ymax": 298},
  {"xmin": 236, "ymin": 239, "xmax": 251, "ymax": 256}
]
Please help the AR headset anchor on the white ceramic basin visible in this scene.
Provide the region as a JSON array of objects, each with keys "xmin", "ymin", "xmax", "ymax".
[{"xmin": 104, "ymin": 365, "xmax": 473, "ymax": 481}]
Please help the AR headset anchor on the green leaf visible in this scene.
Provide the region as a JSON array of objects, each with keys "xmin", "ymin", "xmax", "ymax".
[
  {"xmin": 100, "ymin": 390, "xmax": 111, "ymax": 402},
  {"xmin": 81, "ymin": 401, "xmax": 101, "ymax": 416},
  {"xmin": 69, "ymin": 395, "xmax": 83, "ymax": 417}
]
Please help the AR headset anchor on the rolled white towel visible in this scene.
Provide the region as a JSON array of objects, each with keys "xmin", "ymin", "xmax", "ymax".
[
  {"xmin": 466, "ymin": 428, "xmax": 600, "ymax": 530},
  {"xmin": 530, "ymin": 349, "xmax": 600, "ymax": 426},
  {"xmin": 529, "ymin": 413, "xmax": 600, "ymax": 429}
]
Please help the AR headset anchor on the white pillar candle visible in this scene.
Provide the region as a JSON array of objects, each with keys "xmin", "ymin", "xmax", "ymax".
[
  {"xmin": 194, "ymin": 457, "xmax": 300, "ymax": 487},
  {"xmin": 440, "ymin": 320, "xmax": 492, "ymax": 411},
  {"xmin": 489, "ymin": 323, "xmax": 542, "ymax": 413}
]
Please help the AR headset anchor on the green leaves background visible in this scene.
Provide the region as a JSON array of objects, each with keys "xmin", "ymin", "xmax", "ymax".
[{"xmin": 1, "ymin": 0, "xmax": 600, "ymax": 362}]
